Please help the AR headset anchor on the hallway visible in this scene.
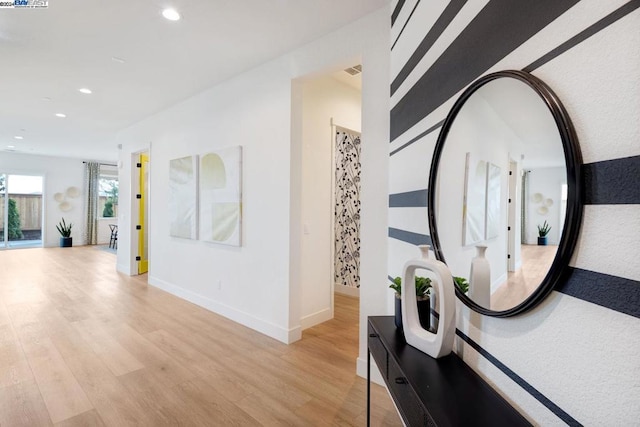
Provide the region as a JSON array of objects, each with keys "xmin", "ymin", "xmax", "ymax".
[{"xmin": 0, "ymin": 247, "xmax": 399, "ymax": 426}]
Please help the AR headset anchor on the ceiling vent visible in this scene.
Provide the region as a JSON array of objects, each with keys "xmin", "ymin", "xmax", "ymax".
[{"xmin": 344, "ymin": 64, "xmax": 362, "ymax": 76}]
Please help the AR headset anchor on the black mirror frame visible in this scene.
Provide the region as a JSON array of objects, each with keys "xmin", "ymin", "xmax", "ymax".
[{"xmin": 428, "ymin": 70, "xmax": 583, "ymax": 317}]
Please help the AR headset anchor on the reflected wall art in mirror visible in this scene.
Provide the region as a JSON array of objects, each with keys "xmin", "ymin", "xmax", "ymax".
[{"xmin": 428, "ymin": 70, "xmax": 583, "ymax": 316}]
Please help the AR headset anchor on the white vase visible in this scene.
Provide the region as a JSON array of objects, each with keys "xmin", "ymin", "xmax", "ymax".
[
  {"xmin": 469, "ymin": 245, "xmax": 491, "ymax": 308},
  {"xmin": 401, "ymin": 245, "xmax": 455, "ymax": 359}
]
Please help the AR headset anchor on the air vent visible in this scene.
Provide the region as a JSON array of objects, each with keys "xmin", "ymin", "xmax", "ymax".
[{"xmin": 344, "ymin": 64, "xmax": 362, "ymax": 76}]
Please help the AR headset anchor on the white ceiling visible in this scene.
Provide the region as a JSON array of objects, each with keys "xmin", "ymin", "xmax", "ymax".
[{"xmin": 0, "ymin": 0, "xmax": 387, "ymax": 162}]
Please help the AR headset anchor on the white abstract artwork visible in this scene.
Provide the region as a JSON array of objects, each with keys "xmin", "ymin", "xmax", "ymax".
[
  {"xmin": 199, "ymin": 147, "xmax": 242, "ymax": 246},
  {"xmin": 463, "ymin": 153, "xmax": 487, "ymax": 246},
  {"xmin": 169, "ymin": 155, "xmax": 198, "ymax": 239},
  {"xmin": 485, "ymin": 163, "xmax": 501, "ymax": 239}
]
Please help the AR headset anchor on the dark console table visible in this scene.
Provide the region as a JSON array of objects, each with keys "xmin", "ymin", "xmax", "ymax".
[{"xmin": 367, "ymin": 316, "xmax": 531, "ymax": 426}]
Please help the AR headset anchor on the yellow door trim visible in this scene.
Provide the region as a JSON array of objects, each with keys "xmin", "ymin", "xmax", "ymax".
[{"xmin": 138, "ymin": 153, "xmax": 149, "ymax": 274}]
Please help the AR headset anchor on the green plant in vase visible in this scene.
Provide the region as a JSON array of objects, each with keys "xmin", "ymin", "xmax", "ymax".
[
  {"xmin": 390, "ymin": 275, "xmax": 432, "ymax": 329},
  {"xmin": 56, "ymin": 217, "xmax": 73, "ymax": 247}
]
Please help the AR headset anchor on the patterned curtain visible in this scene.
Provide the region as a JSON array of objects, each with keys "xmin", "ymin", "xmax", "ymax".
[
  {"xmin": 335, "ymin": 128, "xmax": 361, "ymax": 288},
  {"xmin": 84, "ymin": 162, "xmax": 100, "ymax": 245}
]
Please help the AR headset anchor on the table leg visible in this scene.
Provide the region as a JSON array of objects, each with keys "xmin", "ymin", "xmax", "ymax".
[{"xmin": 367, "ymin": 348, "xmax": 371, "ymax": 427}]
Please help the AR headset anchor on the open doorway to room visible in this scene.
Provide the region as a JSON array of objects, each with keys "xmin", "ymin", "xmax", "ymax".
[
  {"xmin": 0, "ymin": 173, "xmax": 43, "ymax": 249},
  {"xmin": 96, "ymin": 164, "xmax": 119, "ymax": 253},
  {"xmin": 293, "ymin": 63, "xmax": 363, "ymax": 337}
]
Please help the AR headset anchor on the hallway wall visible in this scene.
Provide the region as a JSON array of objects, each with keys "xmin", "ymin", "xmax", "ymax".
[
  {"xmin": 388, "ymin": 0, "xmax": 640, "ymax": 424},
  {"xmin": 115, "ymin": 9, "xmax": 390, "ymax": 345}
]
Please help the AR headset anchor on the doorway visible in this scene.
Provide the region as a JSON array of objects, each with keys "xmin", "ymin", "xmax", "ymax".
[
  {"xmin": 506, "ymin": 160, "xmax": 519, "ymax": 272},
  {"xmin": 333, "ymin": 126, "xmax": 362, "ymax": 296},
  {"xmin": 295, "ymin": 65, "xmax": 363, "ymax": 331},
  {"xmin": 0, "ymin": 174, "xmax": 43, "ymax": 249},
  {"xmin": 137, "ymin": 153, "xmax": 149, "ymax": 274}
]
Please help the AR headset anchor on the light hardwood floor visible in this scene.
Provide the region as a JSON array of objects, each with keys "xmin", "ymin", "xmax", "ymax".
[
  {"xmin": 491, "ymin": 244, "xmax": 558, "ymax": 311},
  {"xmin": 0, "ymin": 246, "xmax": 401, "ymax": 426}
]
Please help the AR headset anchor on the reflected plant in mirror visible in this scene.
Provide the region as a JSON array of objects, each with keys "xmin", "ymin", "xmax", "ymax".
[
  {"xmin": 428, "ymin": 70, "xmax": 583, "ymax": 317},
  {"xmin": 537, "ymin": 220, "xmax": 551, "ymax": 246},
  {"xmin": 454, "ymin": 276, "xmax": 469, "ymax": 294}
]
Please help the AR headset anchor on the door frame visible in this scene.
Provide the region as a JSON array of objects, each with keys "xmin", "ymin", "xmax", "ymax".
[
  {"xmin": 138, "ymin": 153, "xmax": 149, "ymax": 274},
  {"xmin": 129, "ymin": 151, "xmax": 149, "ymax": 275},
  {"xmin": 0, "ymin": 171, "xmax": 45, "ymax": 249}
]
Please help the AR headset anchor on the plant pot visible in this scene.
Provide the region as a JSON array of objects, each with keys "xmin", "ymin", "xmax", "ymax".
[
  {"xmin": 60, "ymin": 237, "xmax": 72, "ymax": 247},
  {"xmin": 394, "ymin": 294, "xmax": 430, "ymax": 330},
  {"xmin": 537, "ymin": 236, "xmax": 547, "ymax": 246}
]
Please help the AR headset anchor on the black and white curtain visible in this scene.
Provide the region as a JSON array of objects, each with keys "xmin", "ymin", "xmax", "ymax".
[{"xmin": 334, "ymin": 128, "xmax": 361, "ymax": 289}]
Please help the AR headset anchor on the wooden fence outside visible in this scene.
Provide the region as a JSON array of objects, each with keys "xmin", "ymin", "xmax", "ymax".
[
  {"xmin": 7, "ymin": 194, "xmax": 42, "ymax": 231},
  {"xmin": 3, "ymin": 194, "xmax": 116, "ymax": 232}
]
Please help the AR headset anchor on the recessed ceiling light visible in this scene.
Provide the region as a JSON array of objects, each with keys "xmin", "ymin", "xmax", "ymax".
[
  {"xmin": 14, "ymin": 136, "xmax": 23, "ymax": 140},
  {"xmin": 111, "ymin": 56, "xmax": 126, "ymax": 63},
  {"xmin": 79, "ymin": 88, "xmax": 92, "ymax": 94},
  {"xmin": 43, "ymin": 97, "xmax": 52, "ymax": 101},
  {"xmin": 7, "ymin": 145, "xmax": 15, "ymax": 149},
  {"xmin": 162, "ymin": 8, "xmax": 180, "ymax": 21},
  {"xmin": 55, "ymin": 113, "xmax": 66, "ymax": 118}
]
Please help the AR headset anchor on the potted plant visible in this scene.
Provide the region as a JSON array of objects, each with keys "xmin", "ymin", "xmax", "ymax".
[
  {"xmin": 454, "ymin": 276, "xmax": 469, "ymax": 294},
  {"xmin": 56, "ymin": 217, "xmax": 73, "ymax": 247},
  {"xmin": 537, "ymin": 220, "xmax": 551, "ymax": 245},
  {"xmin": 390, "ymin": 276, "xmax": 431, "ymax": 330}
]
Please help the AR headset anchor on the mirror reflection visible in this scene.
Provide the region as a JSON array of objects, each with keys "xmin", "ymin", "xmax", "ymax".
[{"xmin": 434, "ymin": 76, "xmax": 567, "ymax": 311}]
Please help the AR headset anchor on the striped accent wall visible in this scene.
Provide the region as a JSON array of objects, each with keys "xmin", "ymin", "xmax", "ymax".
[{"xmin": 388, "ymin": 0, "xmax": 640, "ymax": 425}]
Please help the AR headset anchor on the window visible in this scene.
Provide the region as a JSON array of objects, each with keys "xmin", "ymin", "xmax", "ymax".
[{"xmin": 99, "ymin": 165, "xmax": 118, "ymax": 218}]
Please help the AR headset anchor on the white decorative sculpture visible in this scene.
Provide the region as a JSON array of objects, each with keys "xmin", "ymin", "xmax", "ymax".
[
  {"xmin": 401, "ymin": 245, "xmax": 456, "ymax": 359},
  {"xmin": 469, "ymin": 245, "xmax": 491, "ymax": 308}
]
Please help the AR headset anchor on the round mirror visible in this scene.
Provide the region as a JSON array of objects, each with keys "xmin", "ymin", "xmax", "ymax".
[{"xmin": 428, "ymin": 70, "xmax": 582, "ymax": 317}]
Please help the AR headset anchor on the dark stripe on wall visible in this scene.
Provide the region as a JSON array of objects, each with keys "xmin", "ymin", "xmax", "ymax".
[
  {"xmin": 583, "ymin": 156, "xmax": 640, "ymax": 205},
  {"xmin": 388, "ymin": 227, "xmax": 432, "ymax": 245},
  {"xmin": 455, "ymin": 330, "xmax": 582, "ymax": 426},
  {"xmin": 524, "ymin": 0, "xmax": 640, "ymax": 72},
  {"xmin": 390, "ymin": 119, "xmax": 444, "ymax": 156},
  {"xmin": 390, "ymin": 0, "xmax": 579, "ymax": 142},
  {"xmin": 391, "ymin": 0, "xmax": 421, "ymax": 51},
  {"xmin": 556, "ymin": 267, "xmax": 640, "ymax": 319},
  {"xmin": 391, "ymin": 0, "xmax": 468, "ymax": 95},
  {"xmin": 391, "ymin": 0, "xmax": 406, "ymax": 26},
  {"xmin": 389, "ymin": 189, "xmax": 428, "ymax": 207}
]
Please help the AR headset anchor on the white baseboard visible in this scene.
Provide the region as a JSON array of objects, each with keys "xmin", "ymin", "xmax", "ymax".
[
  {"xmin": 117, "ymin": 263, "xmax": 133, "ymax": 276},
  {"xmin": 300, "ymin": 308, "xmax": 332, "ymax": 330},
  {"xmin": 491, "ymin": 272, "xmax": 509, "ymax": 293},
  {"xmin": 356, "ymin": 356, "xmax": 385, "ymax": 386},
  {"xmin": 148, "ymin": 275, "xmax": 301, "ymax": 344},
  {"xmin": 335, "ymin": 284, "xmax": 360, "ymax": 298}
]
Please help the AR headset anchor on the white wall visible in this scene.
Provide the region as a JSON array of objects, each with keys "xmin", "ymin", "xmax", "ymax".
[
  {"xmin": 526, "ymin": 167, "xmax": 565, "ymax": 245},
  {"xmin": 355, "ymin": 12, "xmax": 391, "ymax": 380},
  {"xmin": 389, "ymin": 1, "xmax": 640, "ymax": 424},
  {"xmin": 0, "ymin": 152, "xmax": 85, "ymax": 247},
  {"xmin": 117, "ymin": 58, "xmax": 295, "ymax": 342},
  {"xmin": 299, "ymin": 76, "xmax": 362, "ymax": 329},
  {"xmin": 116, "ymin": 9, "xmax": 390, "ymax": 348}
]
